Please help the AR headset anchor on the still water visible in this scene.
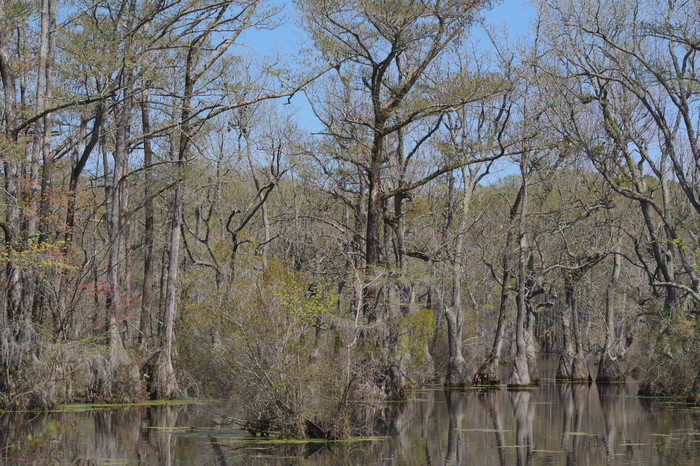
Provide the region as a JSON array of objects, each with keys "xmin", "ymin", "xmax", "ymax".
[{"xmin": 2, "ymin": 368, "xmax": 699, "ymax": 464}]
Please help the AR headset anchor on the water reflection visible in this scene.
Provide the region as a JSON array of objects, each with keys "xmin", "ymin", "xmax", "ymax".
[
  {"xmin": 2, "ymin": 378, "xmax": 700, "ymax": 464},
  {"xmin": 510, "ymin": 390, "xmax": 534, "ymax": 466},
  {"xmin": 559, "ymin": 383, "xmax": 588, "ymax": 464},
  {"xmin": 598, "ymin": 383, "xmax": 623, "ymax": 465},
  {"xmin": 478, "ymin": 390, "xmax": 506, "ymax": 466},
  {"xmin": 445, "ymin": 390, "xmax": 465, "ymax": 465}
]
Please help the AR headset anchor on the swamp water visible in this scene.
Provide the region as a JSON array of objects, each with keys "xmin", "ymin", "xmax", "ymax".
[{"xmin": 2, "ymin": 366, "xmax": 700, "ymax": 465}]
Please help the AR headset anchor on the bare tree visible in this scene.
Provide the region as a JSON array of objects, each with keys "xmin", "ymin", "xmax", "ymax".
[
  {"xmin": 298, "ymin": 0, "xmax": 501, "ymax": 319},
  {"xmin": 538, "ymin": 0, "xmax": 700, "ymax": 314}
]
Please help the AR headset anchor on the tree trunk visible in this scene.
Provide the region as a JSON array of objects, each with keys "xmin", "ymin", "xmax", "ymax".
[
  {"xmin": 151, "ymin": 41, "xmax": 199, "ymax": 398},
  {"xmin": 475, "ymin": 185, "xmax": 523, "ymax": 385},
  {"xmin": 444, "ymin": 167, "xmax": 477, "ymax": 387},
  {"xmin": 36, "ymin": 0, "xmax": 56, "ymax": 245},
  {"xmin": 106, "ymin": 97, "xmax": 131, "ymax": 350},
  {"xmin": 363, "ymin": 163, "xmax": 383, "ymax": 322},
  {"xmin": 525, "ymin": 301, "xmax": 540, "ymax": 383},
  {"xmin": 557, "ymin": 276, "xmax": 589, "ymax": 381},
  {"xmin": 392, "ymin": 127, "xmax": 412, "ymax": 317},
  {"xmin": 639, "ymin": 199, "xmax": 677, "ymax": 313},
  {"xmin": 151, "ymin": 191, "xmax": 181, "ymax": 397},
  {"xmin": 150, "ymin": 154, "xmax": 182, "ymax": 399},
  {"xmin": 0, "ymin": 6, "xmax": 35, "ymax": 402},
  {"xmin": 509, "ymin": 155, "xmax": 531, "ymax": 387},
  {"xmin": 444, "ymin": 307, "xmax": 470, "ymax": 386},
  {"xmin": 597, "ymin": 245, "xmax": 624, "ymax": 382},
  {"xmin": 0, "ymin": 6, "xmax": 24, "ymax": 323},
  {"xmin": 138, "ymin": 89, "xmax": 154, "ymax": 350},
  {"xmin": 557, "ymin": 280, "xmax": 574, "ymax": 380},
  {"xmin": 105, "ymin": 0, "xmax": 137, "ymax": 351},
  {"xmin": 524, "ymin": 254, "xmax": 540, "ymax": 383}
]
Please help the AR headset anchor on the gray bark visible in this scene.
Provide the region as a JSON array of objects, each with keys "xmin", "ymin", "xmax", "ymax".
[
  {"xmin": 105, "ymin": 0, "xmax": 137, "ymax": 351},
  {"xmin": 151, "ymin": 43, "xmax": 197, "ymax": 398},
  {"xmin": 0, "ymin": 2, "xmax": 23, "ymax": 322},
  {"xmin": 474, "ymin": 186, "xmax": 522, "ymax": 385},
  {"xmin": 556, "ymin": 276, "xmax": 590, "ymax": 381},
  {"xmin": 444, "ymin": 167, "xmax": 477, "ymax": 387},
  {"xmin": 138, "ymin": 88, "xmax": 155, "ymax": 349},
  {"xmin": 509, "ymin": 154, "xmax": 532, "ymax": 387},
  {"xmin": 597, "ymin": 244, "xmax": 625, "ymax": 382}
]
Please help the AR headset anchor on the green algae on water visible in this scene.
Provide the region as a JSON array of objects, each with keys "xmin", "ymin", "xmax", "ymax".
[
  {"xmin": 460, "ymin": 428, "xmax": 511, "ymax": 433},
  {"xmin": 51, "ymin": 399, "xmax": 212, "ymax": 413}
]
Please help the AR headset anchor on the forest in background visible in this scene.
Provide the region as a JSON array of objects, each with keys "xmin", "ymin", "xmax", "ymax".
[{"xmin": 0, "ymin": 0, "xmax": 698, "ymax": 439}]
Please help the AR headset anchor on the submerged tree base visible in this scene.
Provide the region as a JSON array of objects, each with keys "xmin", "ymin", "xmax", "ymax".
[
  {"xmin": 596, "ymin": 354, "xmax": 626, "ymax": 383},
  {"xmin": 556, "ymin": 354, "xmax": 591, "ymax": 383},
  {"xmin": 444, "ymin": 356, "xmax": 472, "ymax": 388},
  {"xmin": 473, "ymin": 357, "xmax": 502, "ymax": 386},
  {"xmin": 148, "ymin": 350, "xmax": 180, "ymax": 400}
]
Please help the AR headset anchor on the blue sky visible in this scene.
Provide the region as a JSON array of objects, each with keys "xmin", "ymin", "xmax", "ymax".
[
  {"xmin": 242, "ymin": 1, "xmax": 535, "ymax": 53},
  {"xmin": 487, "ymin": 0, "xmax": 535, "ymax": 37},
  {"xmin": 240, "ymin": 1, "xmax": 536, "ymax": 132}
]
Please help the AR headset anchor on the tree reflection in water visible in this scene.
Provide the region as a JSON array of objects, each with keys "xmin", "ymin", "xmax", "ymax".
[
  {"xmin": 479, "ymin": 390, "xmax": 507, "ymax": 466},
  {"xmin": 597, "ymin": 383, "xmax": 624, "ymax": 466},
  {"xmin": 444, "ymin": 390, "xmax": 465, "ymax": 465},
  {"xmin": 2, "ymin": 378, "xmax": 700, "ymax": 464},
  {"xmin": 509, "ymin": 390, "xmax": 534, "ymax": 466}
]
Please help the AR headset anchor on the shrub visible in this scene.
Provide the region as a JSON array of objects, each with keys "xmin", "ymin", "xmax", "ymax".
[
  {"xmin": 635, "ymin": 314, "xmax": 700, "ymax": 399},
  {"xmin": 178, "ymin": 260, "xmax": 363, "ymax": 438}
]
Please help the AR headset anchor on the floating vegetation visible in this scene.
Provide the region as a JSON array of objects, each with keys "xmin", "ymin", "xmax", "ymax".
[
  {"xmin": 460, "ymin": 428, "xmax": 511, "ymax": 433},
  {"xmin": 413, "ymin": 387, "xmax": 446, "ymax": 392},
  {"xmin": 638, "ymin": 395, "xmax": 686, "ymax": 400},
  {"xmin": 51, "ymin": 399, "xmax": 212, "ymax": 413},
  {"xmin": 470, "ymin": 384, "xmax": 507, "ymax": 390},
  {"xmin": 251, "ymin": 456, "xmax": 301, "ymax": 460},
  {"xmin": 143, "ymin": 426, "xmax": 192, "ymax": 432},
  {"xmin": 202, "ymin": 430, "xmax": 389, "ymax": 446},
  {"xmin": 49, "ymin": 404, "xmax": 112, "ymax": 413}
]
